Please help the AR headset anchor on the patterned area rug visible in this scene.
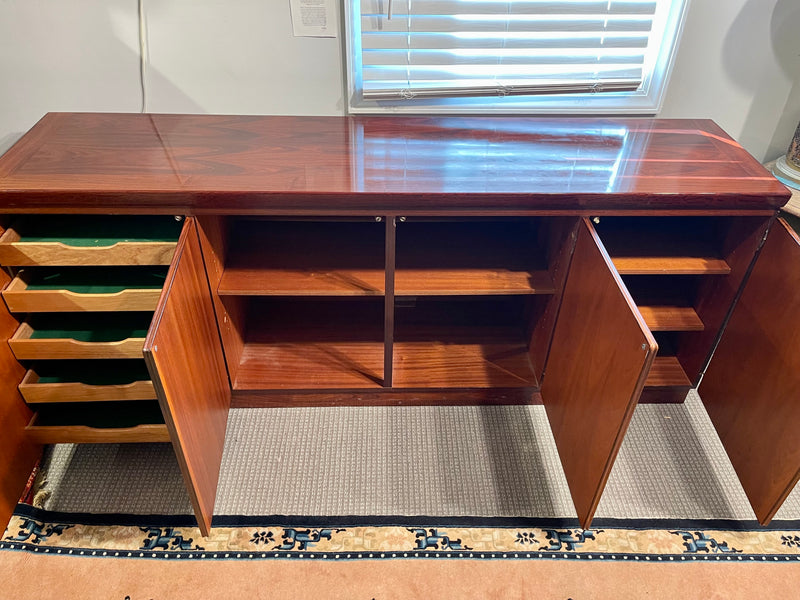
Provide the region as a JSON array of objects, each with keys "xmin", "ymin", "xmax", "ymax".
[
  {"xmin": 5, "ymin": 506, "xmax": 800, "ymax": 563},
  {"xmin": 3, "ymin": 392, "xmax": 800, "ymax": 565}
]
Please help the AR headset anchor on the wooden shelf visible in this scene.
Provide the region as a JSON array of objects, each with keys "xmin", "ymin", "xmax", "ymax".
[
  {"xmin": 392, "ymin": 297, "xmax": 535, "ymax": 388},
  {"xmin": 393, "ymin": 335, "xmax": 537, "ymax": 389},
  {"xmin": 235, "ymin": 341, "xmax": 384, "ymax": 390},
  {"xmin": 638, "ymin": 305, "xmax": 704, "ymax": 332},
  {"xmin": 613, "ymin": 256, "xmax": 731, "ymax": 275},
  {"xmin": 220, "ymin": 220, "xmax": 385, "ymax": 296},
  {"xmin": 645, "ymin": 356, "xmax": 691, "ymax": 388},
  {"xmin": 395, "ymin": 220, "xmax": 554, "ymax": 295},
  {"xmin": 233, "ymin": 298, "xmax": 384, "ymax": 390},
  {"xmin": 395, "ymin": 269, "xmax": 554, "ymax": 296},
  {"xmin": 596, "ymin": 217, "xmax": 731, "ymax": 275}
]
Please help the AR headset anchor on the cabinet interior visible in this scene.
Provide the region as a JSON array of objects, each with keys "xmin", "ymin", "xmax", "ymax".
[
  {"xmin": 593, "ymin": 215, "xmax": 772, "ymax": 401},
  {"xmin": 210, "ymin": 216, "xmax": 569, "ymax": 397},
  {"xmin": 0, "ymin": 215, "xmax": 181, "ymax": 441}
]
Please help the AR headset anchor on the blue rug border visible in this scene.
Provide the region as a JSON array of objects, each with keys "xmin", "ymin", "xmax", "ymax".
[
  {"xmin": 3, "ymin": 540, "xmax": 799, "ymax": 562},
  {"xmin": 13, "ymin": 503, "xmax": 800, "ymax": 532}
]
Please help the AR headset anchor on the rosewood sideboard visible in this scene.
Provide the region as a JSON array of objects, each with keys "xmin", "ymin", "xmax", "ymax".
[{"xmin": 0, "ymin": 113, "xmax": 795, "ymax": 536}]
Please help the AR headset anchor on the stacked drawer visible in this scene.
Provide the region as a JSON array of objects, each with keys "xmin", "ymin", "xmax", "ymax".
[{"xmin": 0, "ymin": 215, "xmax": 182, "ymax": 443}]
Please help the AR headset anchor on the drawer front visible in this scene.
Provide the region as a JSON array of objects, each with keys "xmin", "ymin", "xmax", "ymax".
[
  {"xmin": 0, "ymin": 215, "xmax": 182, "ymax": 267},
  {"xmin": 3, "ymin": 283, "xmax": 162, "ymax": 313},
  {"xmin": 0, "ymin": 240, "xmax": 176, "ymax": 267},
  {"xmin": 23, "ymin": 400, "xmax": 169, "ymax": 444},
  {"xmin": 25, "ymin": 418, "xmax": 169, "ymax": 444},
  {"xmin": 9, "ymin": 322, "xmax": 146, "ymax": 360},
  {"xmin": 19, "ymin": 369, "xmax": 156, "ymax": 404}
]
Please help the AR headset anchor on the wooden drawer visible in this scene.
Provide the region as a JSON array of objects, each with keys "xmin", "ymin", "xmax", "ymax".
[
  {"xmin": 9, "ymin": 314, "xmax": 151, "ymax": 360},
  {"xmin": 19, "ymin": 363, "xmax": 156, "ymax": 404},
  {"xmin": 0, "ymin": 216, "xmax": 182, "ymax": 266},
  {"xmin": 3, "ymin": 268, "xmax": 167, "ymax": 313},
  {"xmin": 24, "ymin": 401, "xmax": 169, "ymax": 444}
]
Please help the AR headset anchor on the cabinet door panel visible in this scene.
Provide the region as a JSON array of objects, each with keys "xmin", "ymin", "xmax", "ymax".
[
  {"xmin": 700, "ymin": 218, "xmax": 800, "ymax": 524},
  {"xmin": 542, "ymin": 219, "xmax": 656, "ymax": 528},
  {"xmin": 144, "ymin": 218, "xmax": 230, "ymax": 536},
  {"xmin": 0, "ymin": 267, "xmax": 41, "ymax": 529}
]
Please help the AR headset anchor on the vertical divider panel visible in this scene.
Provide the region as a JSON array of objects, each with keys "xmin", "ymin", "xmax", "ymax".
[
  {"xmin": 195, "ymin": 215, "xmax": 244, "ymax": 387},
  {"xmin": 529, "ymin": 217, "xmax": 580, "ymax": 381},
  {"xmin": 0, "ymin": 265, "xmax": 41, "ymax": 529},
  {"xmin": 677, "ymin": 216, "xmax": 771, "ymax": 385},
  {"xmin": 384, "ymin": 216, "xmax": 396, "ymax": 387},
  {"xmin": 541, "ymin": 219, "xmax": 656, "ymax": 528},
  {"xmin": 143, "ymin": 218, "xmax": 231, "ymax": 536}
]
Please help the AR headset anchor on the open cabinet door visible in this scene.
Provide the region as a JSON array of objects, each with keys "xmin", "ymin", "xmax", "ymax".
[
  {"xmin": 542, "ymin": 219, "xmax": 656, "ymax": 528},
  {"xmin": 0, "ymin": 267, "xmax": 41, "ymax": 530},
  {"xmin": 700, "ymin": 218, "xmax": 800, "ymax": 525},
  {"xmin": 143, "ymin": 217, "xmax": 230, "ymax": 536}
]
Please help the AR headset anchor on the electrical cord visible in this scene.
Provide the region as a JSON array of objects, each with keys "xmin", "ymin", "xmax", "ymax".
[{"xmin": 138, "ymin": 0, "xmax": 148, "ymax": 113}]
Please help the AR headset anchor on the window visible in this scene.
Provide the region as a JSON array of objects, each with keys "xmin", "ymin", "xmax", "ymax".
[{"xmin": 345, "ymin": 0, "xmax": 689, "ymax": 114}]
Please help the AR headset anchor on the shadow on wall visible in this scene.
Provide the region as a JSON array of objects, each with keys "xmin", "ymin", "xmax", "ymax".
[
  {"xmin": 765, "ymin": 0, "xmax": 800, "ymax": 160},
  {"xmin": 0, "ymin": 2, "xmax": 207, "ymax": 160},
  {"xmin": 722, "ymin": 0, "xmax": 800, "ymax": 161},
  {"xmin": 0, "ymin": 133, "xmax": 24, "ymax": 158}
]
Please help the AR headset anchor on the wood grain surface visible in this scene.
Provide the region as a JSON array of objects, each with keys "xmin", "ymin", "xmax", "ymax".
[
  {"xmin": 219, "ymin": 220, "xmax": 385, "ymax": 296},
  {"xmin": 528, "ymin": 217, "xmax": 579, "ymax": 381},
  {"xmin": 24, "ymin": 420, "xmax": 169, "ymax": 444},
  {"xmin": 144, "ymin": 218, "xmax": 231, "ymax": 536},
  {"xmin": 0, "ymin": 225, "xmax": 176, "ymax": 265},
  {"xmin": 195, "ymin": 215, "xmax": 242, "ymax": 386},
  {"xmin": 675, "ymin": 216, "xmax": 771, "ymax": 385},
  {"xmin": 233, "ymin": 298, "xmax": 385, "ymax": 390},
  {"xmin": 0, "ymin": 114, "xmax": 788, "ymax": 213},
  {"xmin": 637, "ymin": 305, "xmax": 704, "ymax": 331},
  {"xmin": 644, "ymin": 356, "xmax": 692, "ymax": 387},
  {"xmin": 18, "ymin": 370, "xmax": 156, "ymax": 404},
  {"xmin": 541, "ymin": 219, "xmax": 656, "ymax": 529},
  {"xmin": 2, "ymin": 281, "xmax": 162, "ymax": 313},
  {"xmin": 384, "ymin": 217, "xmax": 396, "ymax": 387},
  {"xmin": 0, "ymin": 266, "xmax": 40, "ymax": 531},
  {"xmin": 8, "ymin": 323, "xmax": 146, "ymax": 360},
  {"xmin": 393, "ymin": 339, "xmax": 537, "ymax": 389},
  {"xmin": 394, "ymin": 219, "xmax": 555, "ymax": 295},
  {"xmin": 235, "ymin": 341, "xmax": 385, "ymax": 390},
  {"xmin": 231, "ymin": 388, "xmax": 541, "ymax": 407},
  {"xmin": 700, "ymin": 219, "xmax": 800, "ymax": 524}
]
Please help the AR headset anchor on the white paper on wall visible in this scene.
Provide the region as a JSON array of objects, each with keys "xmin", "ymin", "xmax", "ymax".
[{"xmin": 290, "ymin": 0, "xmax": 338, "ymax": 37}]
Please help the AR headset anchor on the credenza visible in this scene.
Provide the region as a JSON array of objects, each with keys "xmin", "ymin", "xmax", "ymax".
[{"xmin": 0, "ymin": 113, "xmax": 796, "ymax": 536}]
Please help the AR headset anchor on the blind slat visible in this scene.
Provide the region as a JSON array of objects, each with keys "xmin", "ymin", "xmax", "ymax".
[
  {"xmin": 361, "ymin": 16, "xmax": 655, "ymax": 34},
  {"xmin": 354, "ymin": 0, "xmax": 673, "ymax": 100},
  {"xmin": 360, "ymin": 0, "xmax": 657, "ymax": 15},
  {"xmin": 361, "ymin": 33, "xmax": 650, "ymax": 50},
  {"xmin": 362, "ymin": 49, "xmax": 647, "ymax": 66}
]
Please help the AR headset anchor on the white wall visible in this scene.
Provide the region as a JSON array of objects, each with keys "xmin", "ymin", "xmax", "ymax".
[
  {"xmin": 0, "ymin": 0, "xmax": 344, "ymax": 155},
  {"xmin": 0, "ymin": 0, "xmax": 141, "ymax": 153},
  {"xmin": 661, "ymin": 0, "xmax": 800, "ymax": 161},
  {"xmin": 1, "ymin": 0, "xmax": 798, "ymax": 161}
]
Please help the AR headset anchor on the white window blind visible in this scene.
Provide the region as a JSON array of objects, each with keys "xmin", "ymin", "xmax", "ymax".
[{"xmin": 346, "ymin": 0, "xmax": 688, "ymax": 113}]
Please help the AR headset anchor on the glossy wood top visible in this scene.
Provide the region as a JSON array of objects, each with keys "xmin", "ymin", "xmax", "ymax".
[{"xmin": 0, "ymin": 113, "xmax": 789, "ymax": 214}]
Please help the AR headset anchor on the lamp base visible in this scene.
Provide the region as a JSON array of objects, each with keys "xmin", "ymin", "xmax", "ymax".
[{"xmin": 772, "ymin": 155, "xmax": 800, "ymax": 191}]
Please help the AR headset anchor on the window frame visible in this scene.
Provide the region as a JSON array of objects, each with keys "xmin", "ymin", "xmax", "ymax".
[{"xmin": 344, "ymin": 0, "xmax": 690, "ymax": 115}]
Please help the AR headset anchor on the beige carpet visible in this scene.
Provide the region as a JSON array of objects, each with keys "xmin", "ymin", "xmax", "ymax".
[{"xmin": 30, "ymin": 391, "xmax": 800, "ymax": 522}]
